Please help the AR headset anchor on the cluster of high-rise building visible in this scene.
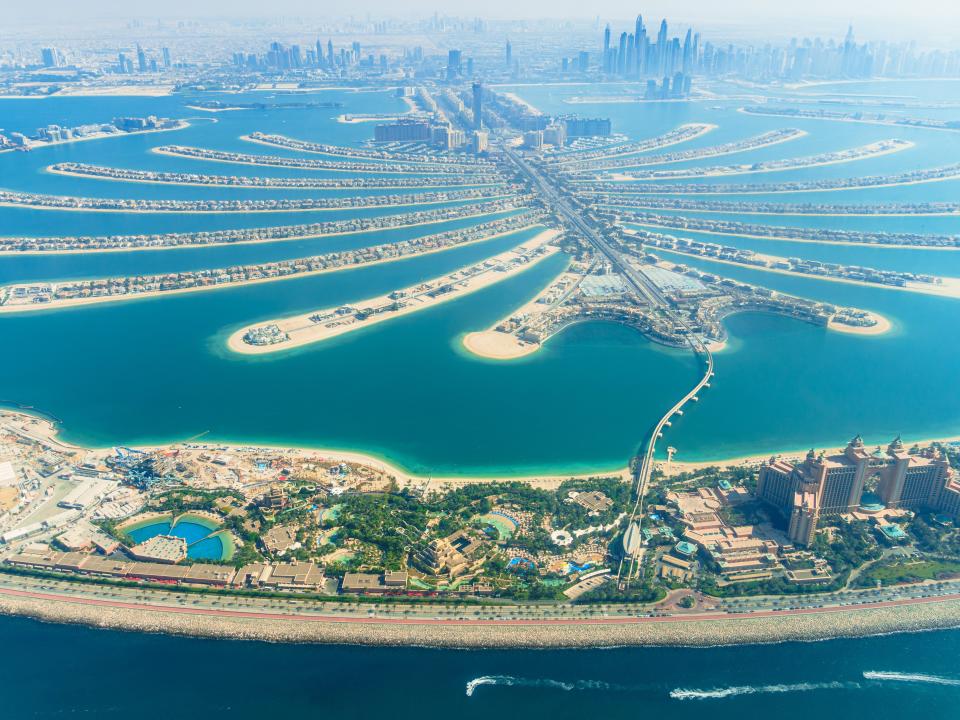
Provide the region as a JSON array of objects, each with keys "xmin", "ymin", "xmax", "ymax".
[
  {"xmin": 39, "ymin": 47, "xmax": 65, "ymax": 68},
  {"xmin": 758, "ymin": 436, "xmax": 958, "ymax": 546},
  {"xmin": 232, "ymin": 39, "xmax": 386, "ymax": 73},
  {"xmin": 595, "ymin": 17, "xmax": 960, "ymax": 84},
  {"xmin": 116, "ymin": 45, "xmax": 171, "ymax": 74},
  {"xmin": 601, "ymin": 16, "xmax": 697, "ymax": 80}
]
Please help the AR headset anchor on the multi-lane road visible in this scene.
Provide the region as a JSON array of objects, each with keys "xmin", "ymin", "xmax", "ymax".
[{"xmin": 500, "ymin": 145, "xmax": 714, "ymax": 581}]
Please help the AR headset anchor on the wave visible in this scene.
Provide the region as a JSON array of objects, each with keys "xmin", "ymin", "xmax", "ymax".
[
  {"xmin": 671, "ymin": 681, "xmax": 854, "ymax": 700},
  {"xmin": 864, "ymin": 671, "xmax": 960, "ymax": 687},
  {"xmin": 465, "ymin": 675, "xmax": 622, "ymax": 697}
]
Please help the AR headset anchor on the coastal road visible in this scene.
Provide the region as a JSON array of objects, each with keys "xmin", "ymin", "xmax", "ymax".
[{"xmin": 1, "ymin": 580, "xmax": 959, "ymax": 627}]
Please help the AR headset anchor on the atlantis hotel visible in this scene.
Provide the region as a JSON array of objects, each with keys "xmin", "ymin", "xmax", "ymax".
[{"xmin": 757, "ymin": 437, "xmax": 959, "ymax": 546}]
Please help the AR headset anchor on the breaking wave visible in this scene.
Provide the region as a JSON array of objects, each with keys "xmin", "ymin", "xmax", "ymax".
[
  {"xmin": 670, "ymin": 681, "xmax": 854, "ymax": 700},
  {"xmin": 465, "ymin": 675, "xmax": 621, "ymax": 697},
  {"xmin": 864, "ymin": 671, "xmax": 960, "ymax": 687}
]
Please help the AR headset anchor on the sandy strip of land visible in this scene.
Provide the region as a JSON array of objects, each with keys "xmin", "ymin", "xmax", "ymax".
[
  {"xmin": 2, "ymin": 583, "xmax": 960, "ymax": 648},
  {"xmin": 150, "ymin": 146, "xmax": 493, "ymax": 176},
  {"xmin": 664, "ymin": 434, "xmax": 960, "ymax": 477},
  {"xmin": 0, "ymin": 223, "xmax": 543, "ymax": 312},
  {"xmin": 337, "ymin": 114, "xmax": 412, "ymax": 124},
  {"xmin": 590, "ymin": 140, "xmax": 914, "ymax": 182},
  {"xmin": 0, "ymin": 121, "xmax": 189, "ymax": 155},
  {"xmin": 627, "ymin": 221, "xmax": 960, "ymax": 251},
  {"xmin": 599, "ymin": 202, "xmax": 960, "ymax": 217},
  {"xmin": 501, "ymin": 91, "xmax": 543, "ymax": 116},
  {"xmin": 0, "ymin": 207, "xmax": 518, "ymax": 257},
  {"xmin": 462, "ymin": 329, "xmax": 544, "ymax": 360},
  {"xmin": 648, "ymin": 243, "xmax": 960, "ymax": 298},
  {"xmin": 738, "ymin": 106, "xmax": 960, "ymax": 133},
  {"xmin": 462, "ymin": 267, "xmax": 582, "ymax": 361},
  {"xmin": 594, "ymin": 170, "xmax": 960, "ymax": 196},
  {"xmin": 581, "ymin": 129, "xmax": 808, "ymax": 171},
  {"xmin": 828, "ymin": 314, "xmax": 893, "ymax": 335},
  {"xmin": 44, "ymin": 165, "xmax": 500, "ymax": 192},
  {"xmin": 227, "ymin": 230, "xmax": 561, "ymax": 355},
  {"xmin": 240, "ymin": 133, "xmax": 487, "ymax": 169},
  {"xmin": 0, "ymin": 408, "xmax": 627, "ymax": 488},
  {"xmin": 0, "ymin": 192, "xmax": 510, "ymax": 215},
  {"xmin": 553, "ymin": 123, "xmax": 716, "ymax": 163},
  {"xmin": 53, "ymin": 85, "xmax": 175, "ymax": 97}
]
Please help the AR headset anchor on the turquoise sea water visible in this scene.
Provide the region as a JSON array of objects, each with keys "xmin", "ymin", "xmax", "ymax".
[
  {"xmin": 2, "ymin": 616, "xmax": 960, "ymax": 718},
  {"xmin": 1, "ymin": 82, "xmax": 959, "ymax": 472}
]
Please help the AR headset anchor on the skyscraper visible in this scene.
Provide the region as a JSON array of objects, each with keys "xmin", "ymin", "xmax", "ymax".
[
  {"xmin": 505, "ymin": 39, "xmax": 512, "ymax": 68},
  {"xmin": 657, "ymin": 19, "xmax": 668, "ymax": 76},
  {"xmin": 603, "ymin": 24, "xmax": 611, "ymax": 73},
  {"xmin": 447, "ymin": 49, "xmax": 462, "ymax": 80},
  {"xmin": 136, "ymin": 45, "xmax": 147, "ymax": 73},
  {"xmin": 634, "ymin": 15, "xmax": 644, "ymax": 75},
  {"xmin": 40, "ymin": 47, "xmax": 63, "ymax": 68},
  {"xmin": 682, "ymin": 29, "xmax": 693, "ymax": 73},
  {"xmin": 472, "ymin": 82, "xmax": 483, "ymax": 130},
  {"xmin": 577, "ymin": 51, "xmax": 589, "ymax": 72},
  {"xmin": 161, "ymin": 47, "xmax": 171, "ymax": 69}
]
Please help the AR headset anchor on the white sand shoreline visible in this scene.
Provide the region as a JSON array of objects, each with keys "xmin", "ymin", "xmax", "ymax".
[
  {"xmin": 0, "ymin": 207, "xmax": 517, "ymax": 256},
  {"xmin": 45, "ymin": 165, "xmax": 499, "ymax": 192},
  {"xmin": 227, "ymin": 230, "xmax": 561, "ymax": 355},
  {"xmin": 0, "ymin": 222, "xmax": 540, "ymax": 312}
]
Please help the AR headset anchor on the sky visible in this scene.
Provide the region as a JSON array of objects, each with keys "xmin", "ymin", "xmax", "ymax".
[{"xmin": 6, "ymin": 1, "xmax": 960, "ymax": 42}]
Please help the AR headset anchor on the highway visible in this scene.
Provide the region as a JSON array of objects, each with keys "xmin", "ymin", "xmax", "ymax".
[
  {"xmin": 502, "ymin": 147, "xmax": 669, "ymax": 307},
  {"xmin": 499, "ymin": 145, "xmax": 714, "ymax": 583}
]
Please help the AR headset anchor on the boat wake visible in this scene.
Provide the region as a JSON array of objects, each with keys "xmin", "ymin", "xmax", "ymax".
[
  {"xmin": 670, "ymin": 681, "xmax": 855, "ymax": 700},
  {"xmin": 467, "ymin": 670, "xmax": 960, "ymax": 700},
  {"xmin": 863, "ymin": 671, "xmax": 960, "ymax": 687},
  {"xmin": 465, "ymin": 675, "xmax": 623, "ymax": 697}
]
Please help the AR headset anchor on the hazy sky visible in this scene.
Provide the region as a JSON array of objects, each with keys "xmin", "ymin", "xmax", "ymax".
[{"xmin": 7, "ymin": 0, "xmax": 960, "ymax": 40}]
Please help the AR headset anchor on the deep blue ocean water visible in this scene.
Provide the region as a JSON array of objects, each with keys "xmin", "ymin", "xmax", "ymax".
[
  {"xmin": 2, "ymin": 616, "xmax": 959, "ymax": 719},
  {"xmin": 1, "ymin": 82, "xmax": 959, "ymax": 471}
]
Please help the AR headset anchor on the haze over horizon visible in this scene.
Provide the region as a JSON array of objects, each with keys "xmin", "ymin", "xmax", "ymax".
[{"xmin": 3, "ymin": 1, "xmax": 960, "ymax": 45}]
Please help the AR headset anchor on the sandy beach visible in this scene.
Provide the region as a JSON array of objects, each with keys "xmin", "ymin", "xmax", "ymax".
[
  {"xmin": 462, "ymin": 330, "xmax": 544, "ymax": 360},
  {"xmin": 227, "ymin": 230, "xmax": 561, "ymax": 355},
  {"xmin": 462, "ymin": 266, "xmax": 580, "ymax": 361},
  {"xmin": 0, "ymin": 407, "xmax": 627, "ymax": 489}
]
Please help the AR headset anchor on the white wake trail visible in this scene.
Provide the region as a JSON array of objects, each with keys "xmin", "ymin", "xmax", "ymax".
[
  {"xmin": 671, "ymin": 681, "xmax": 854, "ymax": 700},
  {"xmin": 864, "ymin": 671, "xmax": 960, "ymax": 687}
]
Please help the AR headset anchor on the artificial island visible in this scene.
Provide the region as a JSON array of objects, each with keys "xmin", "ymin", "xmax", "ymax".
[{"xmin": 2, "ymin": 16, "xmax": 960, "ymax": 650}]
